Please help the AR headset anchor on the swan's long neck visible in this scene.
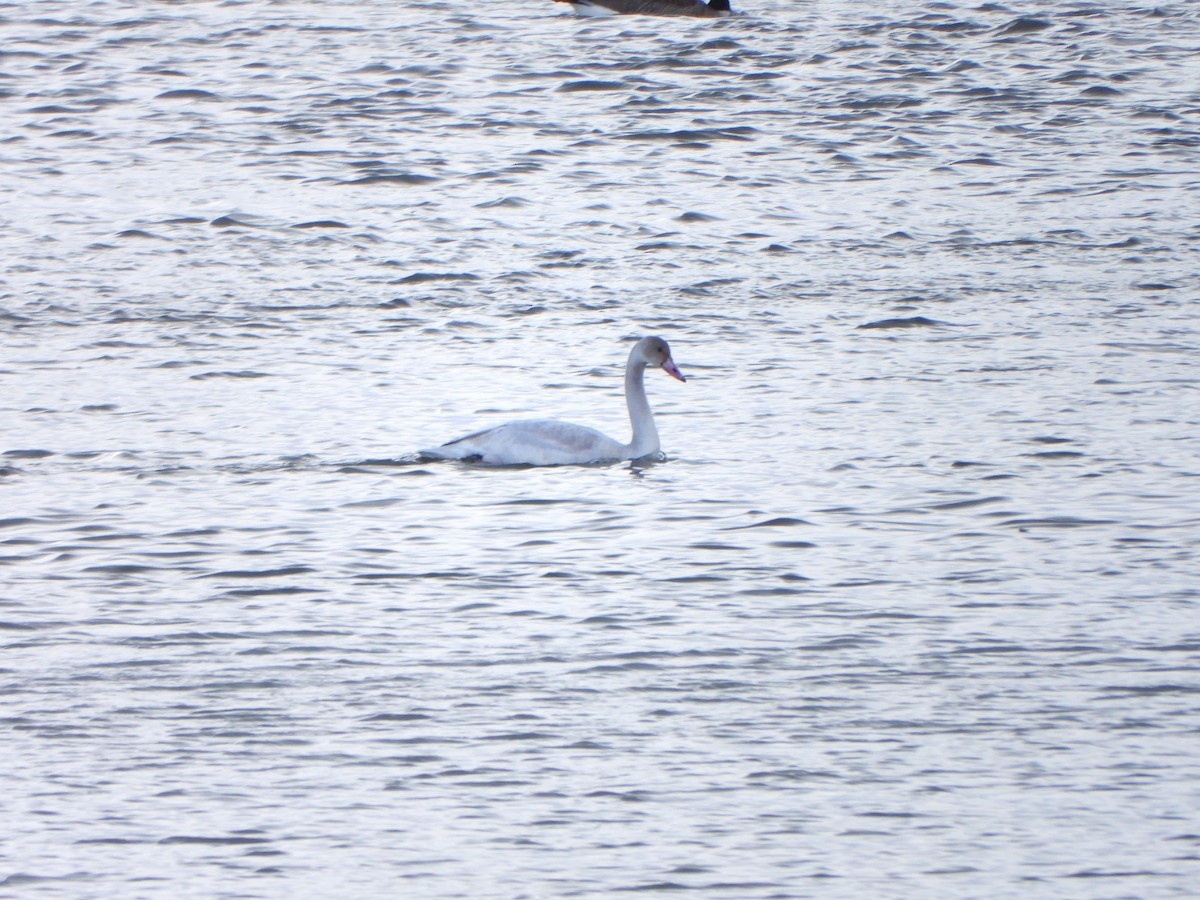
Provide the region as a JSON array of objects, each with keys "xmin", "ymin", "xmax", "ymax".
[{"xmin": 624, "ymin": 352, "xmax": 659, "ymax": 458}]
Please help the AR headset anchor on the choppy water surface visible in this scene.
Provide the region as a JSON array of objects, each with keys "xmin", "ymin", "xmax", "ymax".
[{"xmin": 3, "ymin": 0, "xmax": 1200, "ymax": 895}]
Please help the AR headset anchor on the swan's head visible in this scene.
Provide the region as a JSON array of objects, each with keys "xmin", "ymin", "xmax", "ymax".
[{"xmin": 636, "ymin": 336, "xmax": 686, "ymax": 383}]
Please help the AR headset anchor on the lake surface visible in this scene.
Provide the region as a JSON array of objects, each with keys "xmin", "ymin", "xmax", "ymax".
[{"xmin": 2, "ymin": 0, "xmax": 1199, "ymax": 896}]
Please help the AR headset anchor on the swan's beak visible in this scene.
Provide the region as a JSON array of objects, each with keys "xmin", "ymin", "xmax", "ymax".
[{"xmin": 662, "ymin": 358, "xmax": 686, "ymax": 383}]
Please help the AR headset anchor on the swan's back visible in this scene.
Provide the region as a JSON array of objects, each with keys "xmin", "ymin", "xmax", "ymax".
[{"xmin": 421, "ymin": 419, "xmax": 629, "ymax": 466}]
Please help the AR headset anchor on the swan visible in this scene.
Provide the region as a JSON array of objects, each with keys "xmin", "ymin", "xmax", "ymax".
[
  {"xmin": 421, "ymin": 336, "xmax": 686, "ymax": 466},
  {"xmin": 552, "ymin": 0, "xmax": 732, "ymax": 17}
]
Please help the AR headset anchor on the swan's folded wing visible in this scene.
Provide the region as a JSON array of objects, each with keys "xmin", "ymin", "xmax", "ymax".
[
  {"xmin": 422, "ymin": 419, "xmax": 627, "ymax": 466},
  {"xmin": 561, "ymin": 0, "xmax": 726, "ymax": 16}
]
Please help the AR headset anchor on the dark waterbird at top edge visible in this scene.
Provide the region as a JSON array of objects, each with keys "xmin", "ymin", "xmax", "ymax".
[{"xmin": 553, "ymin": 0, "xmax": 732, "ymax": 17}]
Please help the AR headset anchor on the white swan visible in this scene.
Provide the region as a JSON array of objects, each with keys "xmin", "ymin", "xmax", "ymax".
[
  {"xmin": 552, "ymin": 0, "xmax": 732, "ymax": 17},
  {"xmin": 421, "ymin": 336, "xmax": 686, "ymax": 466}
]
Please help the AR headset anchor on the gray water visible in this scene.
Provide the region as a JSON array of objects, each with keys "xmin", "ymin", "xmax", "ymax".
[{"xmin": 3, "ymin": 0, "xmax": 1200, "ymax": 896}]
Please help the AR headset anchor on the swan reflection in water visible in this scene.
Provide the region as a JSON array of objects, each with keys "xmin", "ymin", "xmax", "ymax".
[{"xmin": 421, "ymin": 336, "xmax": 686, "ymax": 467}]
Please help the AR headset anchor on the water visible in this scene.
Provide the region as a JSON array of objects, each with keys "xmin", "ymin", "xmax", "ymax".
[{"xmin": 3, "ymin": 0, "xmax": 1199, "ymax": 895}]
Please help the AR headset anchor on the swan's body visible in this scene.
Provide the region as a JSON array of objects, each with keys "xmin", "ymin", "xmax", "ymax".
[
  {"xmin": 553, "ymin": 0, "xmax": 732, "ymax": 18},
  {"xmin": 421, "ymin": 336, "xmax": 685, "ymax": 466}
]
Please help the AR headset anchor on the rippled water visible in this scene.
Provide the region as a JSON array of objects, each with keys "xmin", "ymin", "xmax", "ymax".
[{"xmin": 3, "ymin": 0, "xmax": 1199, "ymax": 895}]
